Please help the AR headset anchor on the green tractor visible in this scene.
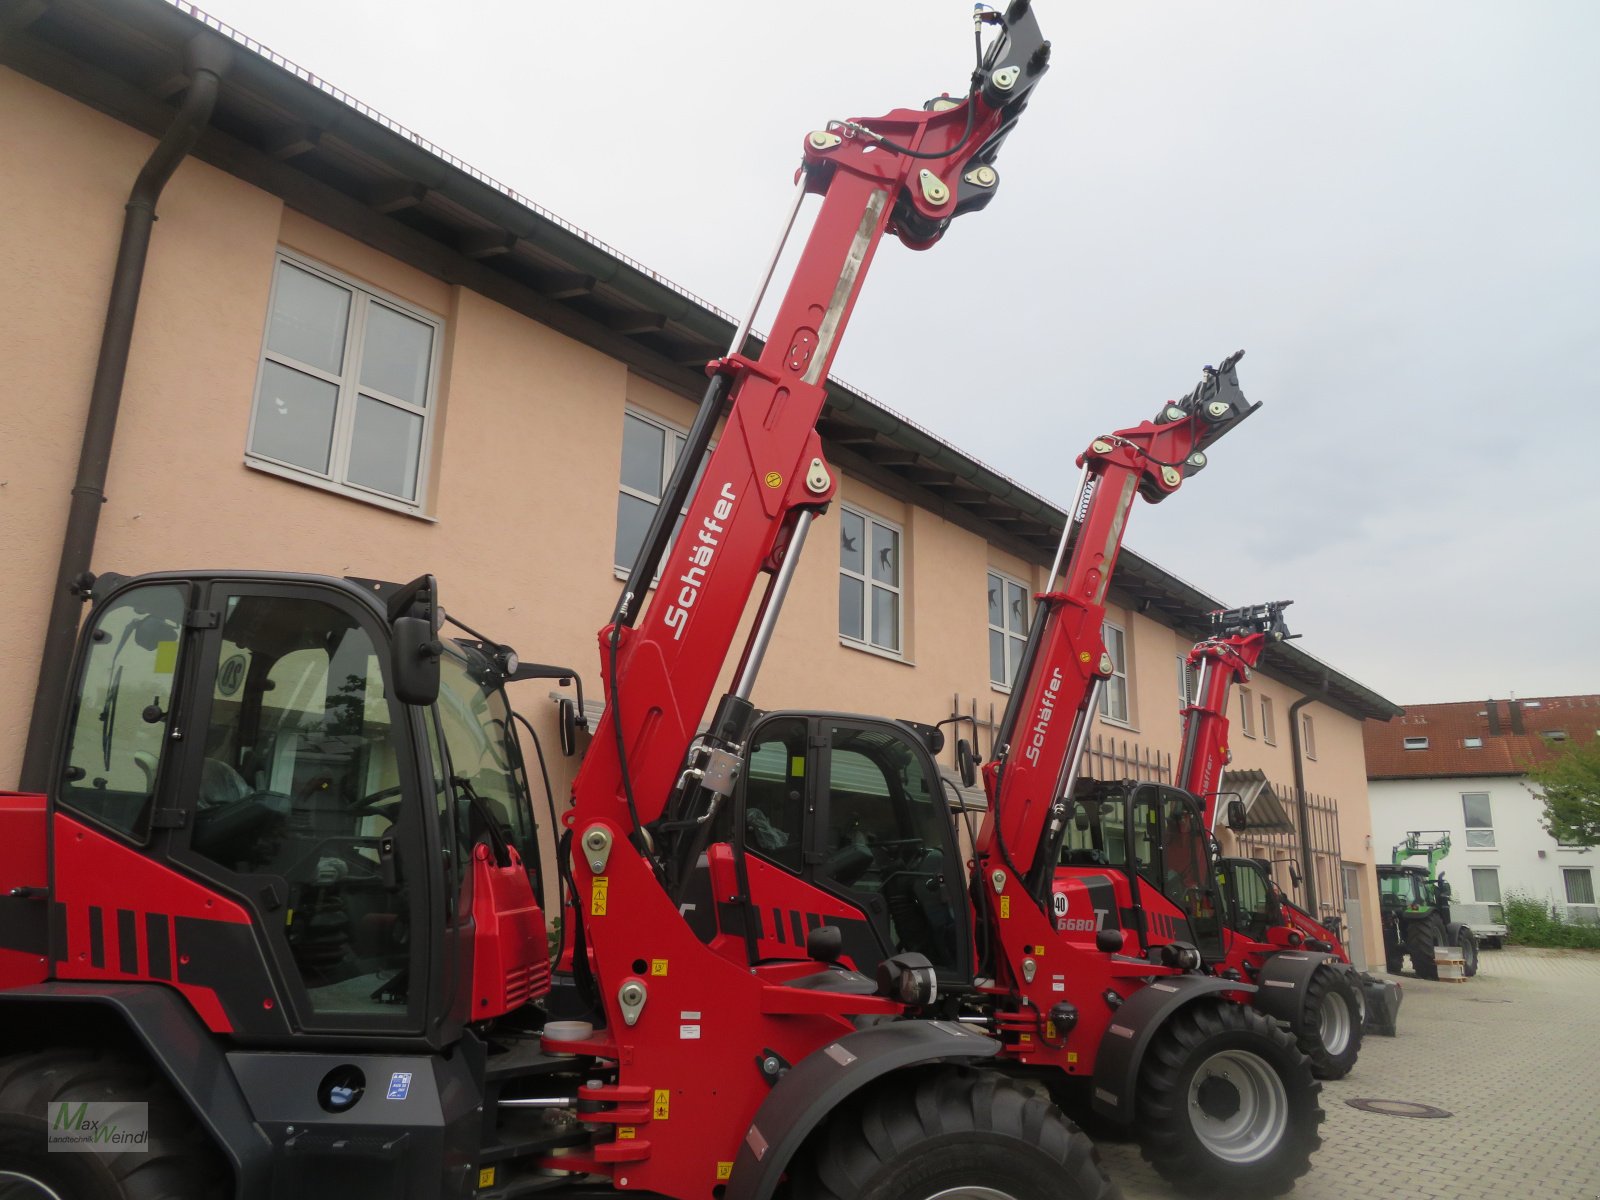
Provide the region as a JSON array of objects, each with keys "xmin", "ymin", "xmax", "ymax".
[{"xmin": 1376, "ymin": 831, "xmax": 1479, "ymax": 980}]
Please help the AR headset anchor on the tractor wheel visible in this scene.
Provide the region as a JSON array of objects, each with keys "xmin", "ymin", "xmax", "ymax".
[
  {"xmin": 1405, "ymin": 914, "xmax": 1445, "ymax": 980},
  {"xmin": 1296, "ymin": 967, "xmax": 1362, "ymax": 1080},
  {"xmin": 1454, "ymin": 926, "xmax": 1480, "ymax": 977},
  {"xmin": 0, "ymin": 1048, "xmax": 227, "ymax": 1200},
  {"xmin": 1134, "ymin": 1000, "xmax": 1323, "ymax": 1198},
  {"xmin": 791, "ymin": 1066, "xmax": 1116, "ymax": 1200}
]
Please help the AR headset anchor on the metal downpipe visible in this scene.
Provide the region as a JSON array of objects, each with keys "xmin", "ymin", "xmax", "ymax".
[
  {"xmin": 18, "ymin": 34, "xmax": 231, "ymax": 791},
  {"xmin": 1287, "ymin": 692, "xmax": 1319, "ymax": 916}
]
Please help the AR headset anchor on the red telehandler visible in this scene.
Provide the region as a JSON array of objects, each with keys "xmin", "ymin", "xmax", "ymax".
[
  {"xmin": 1177, "ymin": 602, "xmax": 1394, "ymax": 1078},
  {"xmin": 686, "ymin": 355, "xmax": 1331, "ymax": 1196},
  {"xmin": 0, "ymin": 9, "xmax": 1117, "ymax": 1200}
]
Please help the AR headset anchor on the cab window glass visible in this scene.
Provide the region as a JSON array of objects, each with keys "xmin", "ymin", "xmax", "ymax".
[
  {"xmin": 435, "ymin": 645, "xmax": 532, "ymax": 868},
  {"xmin": 737, "ymin": 718, "xmax": 807, "ymax": 872},
  {"xmin": 60, "ymin": 584, "xmax": 186, "ymax": 839}
]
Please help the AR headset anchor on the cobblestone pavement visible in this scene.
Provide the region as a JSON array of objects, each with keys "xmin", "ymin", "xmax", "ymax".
[{"xmin": 1097, "ymin": 946, "xmax": 1600, "ymax": 1199}]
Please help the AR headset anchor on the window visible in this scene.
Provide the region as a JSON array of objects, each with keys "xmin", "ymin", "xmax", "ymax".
[
  {"xmin": 839, "ymin": 506, "xmax": 902, "ymax": 655},
  {"xmin": 1176, "ymin": 655, "xmax": 1201, "ymax": 707},
  {"xmin": 1261, "ymin": 696, "xmax": 1277, "ymax": 745},
  {"xmin": 1462, "ymin": 792, "xmax": 1495, "ymax": 847},
  {"xmin": 1463, "ymin": 737, "xmax": 1483, "ymax": 749},
  {"xmin": 249, "ymin": 254, "xmax": 440, "ymax": 508},
  {"xmin": 1341, "ymin": 864, "xmax": 1360, "ymax": 902},
  {"xmin": 988, "ymin": 572, "xmax": 1030, "ymax": 689},
  {"xmin": 1564, "ymin": 869, "xmax": 1596, "ymax": 906},
  {"xmin": 1541, "ymin": 730, "xmax": 1569, "ymax": 743},
  {"xmin": 1098, "ymin": 622, "xmax": 1129, "ymax": 724},
  {"xmin": 1471, "ymin": 868, "xmax": 1502, "ymax": 904},
  {"xmin": 1238, "ymin": 687, "xmax": 1257, "ymax": 738},
  {"xmin": 1403, "ymin": 736, "xmax": 1430, "ymax": 750},
  {"xmin": 614, "ymin": 409, "xmax": 706, "ymax": 571},
  {"xmin": 1301, "ymin": 713, "xmax": 1317, "ymax": 760},
  {"xmin": 60, "ymin": 584, "xmax": 187, "ymax": 840}
]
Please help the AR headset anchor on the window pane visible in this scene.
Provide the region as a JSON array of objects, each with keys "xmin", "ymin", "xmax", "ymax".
[
  {"xmin": 360, "ymin": 303, "xmax": 433, "ymax": 406},
  {"xmin": 251, "ymin": 361, "xmax": 339, "ymax": 474},
  {"xmin": 1471, "ymin": 868, "xmax": 1501, "ymax": 903},
  {"xmin": 1008, "ymin": 634, "xmax": 1026, "ymax": 685},
  {"xmin": 1102, "ymin": 675, "xmax": 1129, "ymax": 723},
  {"xmin": 989, "ymin": 628, "xmax": 1006, "ymax": 684},
  {"xmin": 1464, "ymin": 829, "xmax": 1495, "ymax": 848},
  {"xmin": 840, "ymin": 510, "xmax": 865, "ymax": 574},
  {"xmin": 1462, "ymin": 793, "xmax": 1493, "ymax": 828},
  {"xmin": 872, "ymin": 524, "xmax": 899, "ymax": 585},
  {"xmin": 621, "ymin": 414, "xmax": 665, "ymax": 497},
  {"xmin": 1103, "ymin": 625, "xmax": 1125, "ymax": 671},
  {"xmin": 347, "ymin": 395, "xmax": 423, "ymax": 499},
  {"xmin": 60, "ymin": 584, "xmax": 186, "ymax": 839},
  {"xmin": 615, "ymin": 491, "xmax": 658, "ymax": 568},
  {"xmin": 267, "ymin": 263, "xmax": 350, "ymax": 374},
  {"xmin": 1566, "ymin": 870, "xmax": 1596, "ymax": 906},
  {"xmin": 987, "ymin": 574, "xmax": 1002, "ymax": 627},
  {"xmin": 1006, "ymin": 581, "xmax": 1027, "ymax": 633},
  {"xmin": 839, "ymin": 575, "xmax": 864, "ymax": 640},
  {"xmin": 871, "ymin": 586, "xmax": 899, "ymax": 651}
]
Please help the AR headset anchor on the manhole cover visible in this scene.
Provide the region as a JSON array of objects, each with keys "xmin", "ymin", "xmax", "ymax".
[{"xmin": 1346, "ymin": 1099, "xmax": 1453, "ymax": 1119}]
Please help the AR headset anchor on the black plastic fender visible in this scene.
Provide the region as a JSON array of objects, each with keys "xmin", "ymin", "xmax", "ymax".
[
  {"xmin": 724, "ymin": 1019, "xmax": 1000, "ymax": 1200},
  {"xmin": 1252, "ymin": 950, "xmax": 1347, "ymax": 1029},
  {"xmin": 0, "ymin": 982, "xmax": 272, "ymax": 1199},
  {"xmin": 1090, "ymin": 975, "xmax": 1256, "ymax": 1124}
]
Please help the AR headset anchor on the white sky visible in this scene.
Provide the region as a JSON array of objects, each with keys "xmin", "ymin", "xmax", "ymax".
[{"xmin": 192, "ymin": 0, "xmax": 1600, "ymax": 706}]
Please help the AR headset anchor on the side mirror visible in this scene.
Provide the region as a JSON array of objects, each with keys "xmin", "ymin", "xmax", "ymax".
[
  {"xmin": 806, "ymin": 924, "xmax": 842, "ymax": 964},
  {"xmin": 558, "ymin": 698, "xmax": 580, "ymax": 758},
  {"xmin": 1225, "ymin": 798, "xmax": 1248, "ymax": 832},
  {"xmin": 392, "ymin": 616, "xmax": 441, "ymax": 705},
  {"xmin": 956, "ymin": 738, "xmax": 977, "ymax": 789},
  {"xmin": 1095, "ymin": 928, "xmax": 1125, "ymax": 954},
  {"xmin": 1288, "ymin": 862, "xmax": 1302, "ymax": 889}
]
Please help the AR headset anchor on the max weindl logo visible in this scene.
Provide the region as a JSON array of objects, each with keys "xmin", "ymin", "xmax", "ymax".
[{"xmin": 47, "ymin": 1101, "xmax": 149, "ymax": 1153}]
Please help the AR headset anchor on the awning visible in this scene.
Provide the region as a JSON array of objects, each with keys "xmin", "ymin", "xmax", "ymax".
[{"xmin": 1221, "ymin": 768, "xmax": 1294, "ymax": 832}]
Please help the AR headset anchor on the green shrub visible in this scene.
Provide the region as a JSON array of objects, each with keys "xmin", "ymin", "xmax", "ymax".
[{"xmin": 1502, "ymin": 890, "xmax": 1600, "ymax": 949}]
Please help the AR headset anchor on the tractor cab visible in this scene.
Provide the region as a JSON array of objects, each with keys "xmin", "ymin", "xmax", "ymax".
[
  {"xmin": 1056, "ymin": 781, "xmax": 1227, "ymax": 967},
  {"xmin": 35, "ymin": 569, "xmax": 560, "ymax": 1046},
  {"xmin": 1376, "ymin": 865, "xmax": 1441, "ymax": 916},
  {"xmin": 1216, "ymin": 856, "xmax": 1285, "ymax": 943},
  {"xmin": 687, "ymin": 711, "xmax": 974, "ymax": 990}
]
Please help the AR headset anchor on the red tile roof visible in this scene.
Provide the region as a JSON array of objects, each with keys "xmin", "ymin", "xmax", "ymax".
[{"xmin": 1365, "ymin": 695, "xmax": 1600, "ymax": 780}]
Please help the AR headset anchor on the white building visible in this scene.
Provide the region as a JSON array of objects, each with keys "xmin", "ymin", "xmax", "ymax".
[{"xmin": 1365, "ymin": 696, "xmax": 1599, "ymax": 926}]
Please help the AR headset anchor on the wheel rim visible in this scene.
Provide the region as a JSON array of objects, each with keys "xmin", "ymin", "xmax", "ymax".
[
  {"xmin": 1186, "ymin": 1048, "xmax": 1290, "ymax": 1164},
  {"xmin": 0, "ymin": 1173, "xmax": 70, "ymax": 1200},
  {"xmin": 923, "ymin": 1188, "xmax": 1021, "ymax": 1200},
  {"xmin": 1319, "ymin": 990, "xmax": 1352, "ymax": 1056}
]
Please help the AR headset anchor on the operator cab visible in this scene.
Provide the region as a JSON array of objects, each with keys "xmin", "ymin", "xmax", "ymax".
[
  {"xmin": 687, "ymin": 711, "xmax": 973, "ymax": 988},
  {"xmin": 1216, "ymin": 856, "xmax": 1284, "ymax": 943},
  {"xmin": 51, "ymin": 570, "xmax": 553, "ymax": 1045},
  {"xmin": 1056, "ymin": 781, "xmax": 1226, "ymax": 967}
]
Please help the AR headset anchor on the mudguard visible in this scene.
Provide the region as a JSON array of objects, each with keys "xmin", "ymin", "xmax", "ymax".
[
  {"xmin": 724, "ymin": 1019, "xmax": 999, "ymax": 1200},
  {"xmin": 1360, "ymin": 971, "xmax": 1403, "ymax": 1036},
  {"xmin": 1252, "ymin": 950, "xmax": 1346, "ymax": 1028},
  {"xmin": 1091, "ymin": 975, "xmax": 1255, "ymax": 1124},
  {"xmin": 0, "ymin": 982, "xmax": 272, "ymax": 1199}
]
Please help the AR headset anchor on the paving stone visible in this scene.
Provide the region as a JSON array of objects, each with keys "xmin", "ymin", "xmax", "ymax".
[{"xmin": 1094, "ymin": 946, "xmax": 1600, "ymax": 1199}]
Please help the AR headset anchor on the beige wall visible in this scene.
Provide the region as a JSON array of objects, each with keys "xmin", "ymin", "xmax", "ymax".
[{"xmin": 0, "ymin": 65, "xmax": 1381, "ymax": 962}]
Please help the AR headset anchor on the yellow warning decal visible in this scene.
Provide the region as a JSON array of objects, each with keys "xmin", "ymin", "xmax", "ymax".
[
  {"xmin": 764, "ymin": 471, "xmax": 783, "ymax": 489},
  {"xmin": 153, "ymin": 640, "xmax": 179, "ymax": 674},
  {"xmin": 1045, "ymin": 1021, "xmax": 1057, "ymax": 1040},
  {"xmin": 717, "ymin": 1162, "xmax": 734, "ymax": 1180},
  {"xmin": 653, "ymin": 1089, "xmax": 671, "ymax": 1120},
  {"xmin": 618, "ymin": 1126, "xmax": 636, "ymax": 1140},
  {"xmin": 999, "ymin": 895, "xmax": 1011, "ymax": 919},
  {"xmin": 478, "ymin": 1166, "xmax": 496, "ymax": 1188},
  {"xmin": 651, "ymin": 958, "xmax": 668, "ymax": 976},
  {"xmin": 790, "ymin": 756, "xmax": 805, "ymax": 777},
  {"xmin": 591, "ymin": 877, "xmax": 609, "ymax": 916},
  {"xmin": 1067, "ymin": 1052, "xmax": 1079, "ymax": 1064}
]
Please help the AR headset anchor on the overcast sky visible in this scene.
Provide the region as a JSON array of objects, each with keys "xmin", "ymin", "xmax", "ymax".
[{"xmin": 193, "ymin": 0, "xmax": 1600, "ymax": 706}]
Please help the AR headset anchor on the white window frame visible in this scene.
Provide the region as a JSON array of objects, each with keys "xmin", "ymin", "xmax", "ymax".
[
  {"xmin": 1462, "ymin": 791, "xmax": 1495, "ymax": 848},
  {"xmin": 613, "ymin": 407, "xmax": 710, "ymax": 578},
  {"xmin": 1238, "ymin": 686, "xmax": 1257, "ymax": 738},
  {"xmin": 246, "ymin": 251, "xmax": 442, "ymax": 515},
  {"xmin": 839, "ymin": 504, "xmax": 904, "ymax": 660},
  {"xmin": 1302, "ymin": 712, "xmax": 1317, "ymax": 760},
  {"xmin": 1470, "ymin": 867, "xmax": 1502, "ymax": 904},
  {"xmin": 1261, "ymin": 695, "xmax": 1277, "ymax": 745},
  {"xmin": 1341, "ymin": 863, "xmax": 1360, "ymax": 902},
  {"xmin": 988, "ymin": 570, "xmax": 1030, "ymax": 692},
  {"xmin": 1098, "ymin": 621, "xmax": 1131, "ymax": 726},
  {"xmin": 1564, "ymin": 868, "xmax": 1595, "ymax": 906},
  {"xmin": 1403, "ymin": 736, "xmax": 1430, "ymax": 750}
]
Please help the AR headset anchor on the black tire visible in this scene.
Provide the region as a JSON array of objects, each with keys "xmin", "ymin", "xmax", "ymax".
[
  {"xmin": 0, "ymin": 1049, "xmax": 227, "ymax": 1200},
  {"xmin": 1405, "ymin": 913, "xmax": 1445, "ymax": 980},
  {"xmin": 791, "ymin": 1066, "xmax": 1118, "ymax": 1200},
  {"xmin": 1134, "ymin": 1001, "xmax": 1323, "ymax": 1198},
  {"xmin": 1296, "ymin": 967, "xmax": 1363, "ymax": 1080},
  {"xmin": 1454, "ymin": 927, "xmax": 1480, "ymax": 977}
]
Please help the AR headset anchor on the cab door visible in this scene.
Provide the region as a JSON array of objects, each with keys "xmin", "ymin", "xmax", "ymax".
[{"xmin": 168, "ymin": 581, "xmax": 436, "ymax": 1036}]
